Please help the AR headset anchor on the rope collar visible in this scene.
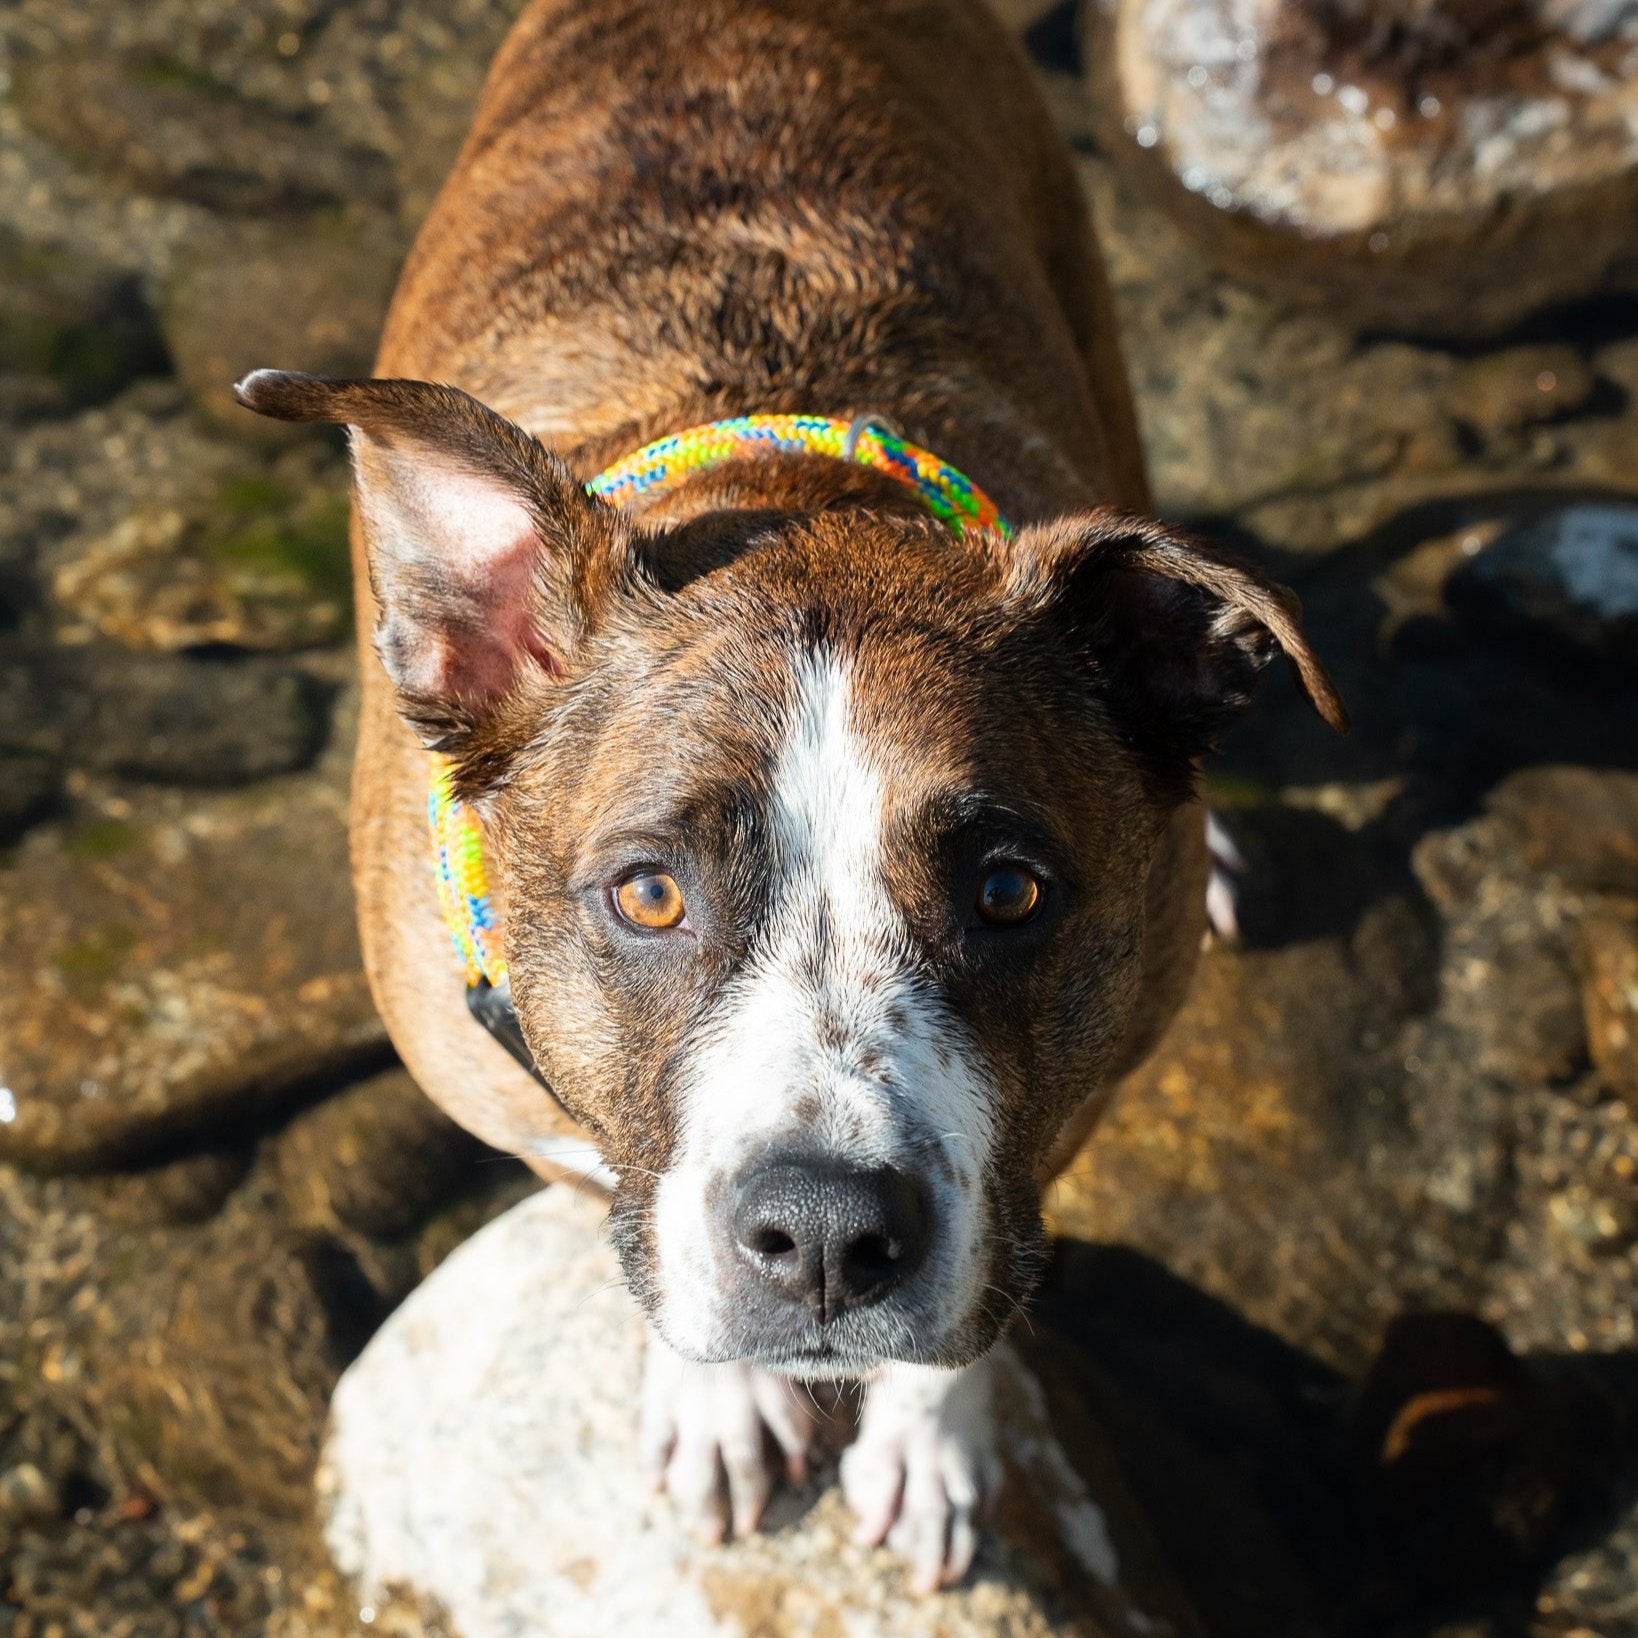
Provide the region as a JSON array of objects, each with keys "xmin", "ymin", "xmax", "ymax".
[{"xmin": 431, "ymin": 414, "xmax": 1008, "ymax": 1089}]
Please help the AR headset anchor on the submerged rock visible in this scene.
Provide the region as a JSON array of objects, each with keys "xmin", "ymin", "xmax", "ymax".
[
  {"xmin": 321, "ymin": 1187, "xmax": 1199, "ymax": 1638},
  {"xmin": 0, "ymin": 645, "xmax": 327, "ymax": 786},
  {"xmin": 1448, "ymin": 503, "xmax": 1638, "ymax": 670},
  {"xmin": 161, "ymin": 219, "xmax": 403, "ymax": 442},
  {"xmin": 0, "ymin": 752, "xmax": 384, "ymax": 1172},
  {"xmin": 1576, "ymin": 910, "xmax": 1638, "ymax": 1114},
  {"xmin": 14, "ymin": 54, "xmax": 395, "ymax": 215},
  {"xmin": 0, "ymin": 228, "xmax": 169, "ymax": 421},
  {"xmin": 1092, "ymin": 0, "xmax": 1638, "ymax": 336}
]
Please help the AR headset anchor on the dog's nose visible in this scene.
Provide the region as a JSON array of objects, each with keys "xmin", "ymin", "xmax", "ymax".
[{"xmin": 731, "ymin": 1160, "xmax": 930, "ymax": 1322}]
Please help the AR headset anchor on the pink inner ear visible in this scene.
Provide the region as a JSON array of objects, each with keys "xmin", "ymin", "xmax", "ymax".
[{"xmin": 360, "ymin": 448, "xmax": 561, "ymax": 707}]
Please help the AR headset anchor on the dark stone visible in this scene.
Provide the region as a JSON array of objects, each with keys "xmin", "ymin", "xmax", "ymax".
[
  {"xmin": 1486, "ymin": 765, "xmax": 1638, "ymax": 894},
  {"xmin": 1576, "ymin": 910, "xmax": 1638, "ymax": 1115},
  {"xmin": 14, "ymin": 55, "xmax": 395, "ymax": 215},
  {"xmin": 1350, "ymin": 1312, "xmax": 1627, "ymax": 1590},
  {"xmin": 0, "ymin": 754, "xmax": 61, "ymax": 844},
  {"xmin": 0, "ymin": 756, "xmax": 386, "ymax": 1172},
  {"xmin": 161, "ymin": 220, "xmax": 402, "ymax": 443},
  {"xmin": 0, "ymin": 646, "xmax": 328, "ymax": 787},
  {"xmin": 273, "ymin": 1067, "xmax": 488, "ymax": 1242},
  {"xmin": 1448, "ymin": 505, "xmax": 1638, "ymax": 671},
  {"xmin": 0, "ymin": 229, "xmax": 169, "ymax": 418}
]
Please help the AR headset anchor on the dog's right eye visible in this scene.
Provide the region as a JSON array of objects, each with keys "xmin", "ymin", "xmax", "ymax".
[{"xmin": 613, "ymin": 870, "xmax": 687, "ymax": 930}]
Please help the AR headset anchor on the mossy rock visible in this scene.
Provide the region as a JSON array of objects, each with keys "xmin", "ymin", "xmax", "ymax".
[{"xmin": 0, "ymin": 231, "xmax": 169, "ymax": 418}]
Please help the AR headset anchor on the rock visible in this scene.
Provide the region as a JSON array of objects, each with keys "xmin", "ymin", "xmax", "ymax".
[
  {"xmin": 1447, "ymin": 504, "xmax": 1638, "ymax": 670},
  {"xmin": 1049, "ymin": 792, "xmax": 1629, "ymax": 1372},
  {"xmin": 0, "ymin": 750, "xmax": 386, "ymax": 1172},
  {"xmin": 0, "ymin": 228, "xmax": 169, "ymax": 420},
  {"xmin": 274, "ymin": 1067, "xmax": 487, "ymax": 1241},
  {"xmin": 0, "ymin": 1461, "xmax": 62, "ymax": 1528},
  {"xmin": 47, "ymin": 464, "xmax": 354, "ymax": 653},
  {"xmin": 1349, "ymin": 1311, "xmax": 1626, "ymax": 1590},
  {"xmin": 1576, "ymin": 911, "xmax": 1638, "ymax": 1112},
  {"xmin": 1091, "ymin": 0, "xmax": 1638, "ymax": 337},
  {"xmin": 1436, "ymin": 346, "xmax": 1597, "ymax": 438},
  {"xmin": 321, "ymin": 1187, "xmax": 1199, "ymax": 1638},
  {"xmin": 0, "ymin": 753, "xmax": 61, "ymax": 843},
  {"xmin": 161, "ymin": 220, "xmax": 402, "ymax": 441},
  {"xmin": 1485, "ymin": 765, "xmax": 1638, "ymax": 894},
  {"xmin": 14, "ymin": 54, "xmax": 395, "ymax": 215},
  {"xmin": 0, "ymin": 646, "xmax": 327, "ymax": 786}
]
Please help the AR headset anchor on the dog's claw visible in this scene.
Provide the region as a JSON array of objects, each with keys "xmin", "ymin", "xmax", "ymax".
[
  {"xmin": 841, "ymin": 1357, "xmax": 1000, "ymax": 1593},
  {"xmin": 640, "ymin": 1335, "xmax": 816, "ymax": 1543}
]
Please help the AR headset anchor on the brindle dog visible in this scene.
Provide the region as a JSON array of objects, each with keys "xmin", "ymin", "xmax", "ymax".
[{"xmin": 237, "ymin": 0, "xmax": 1345, "ymax": 1591}]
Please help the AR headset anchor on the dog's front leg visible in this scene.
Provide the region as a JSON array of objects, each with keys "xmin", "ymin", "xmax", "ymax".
[
  {"xmin": 841, "ymin": 1355, "xmax": 1002, "ymax": 1592},
  {"xmin": 640, "ymin": 1328, "xmax": 817, "ymax": 1542}
]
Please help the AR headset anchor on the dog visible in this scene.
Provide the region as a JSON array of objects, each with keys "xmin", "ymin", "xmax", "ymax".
[{"xmin": 236, "ymin": 0, "xmax": 1345, "ymax": 1592}]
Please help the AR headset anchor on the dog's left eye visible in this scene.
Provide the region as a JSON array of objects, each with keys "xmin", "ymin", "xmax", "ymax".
[
  {"xmin": 614, "ymin": 870, "xmax": 687, "ymax": 930},
  {"xmin": 975, "ymin": 865, "xmax": 1042, "ymax": 926}
]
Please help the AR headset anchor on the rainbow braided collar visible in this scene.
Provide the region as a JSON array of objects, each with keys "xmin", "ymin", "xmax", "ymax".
[{"xmin": 431, "ymin": 412, "xmax": 1011, "ymax": 994}]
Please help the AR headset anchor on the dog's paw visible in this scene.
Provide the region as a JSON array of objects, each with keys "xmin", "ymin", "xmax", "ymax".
[
  {"xmin": 840, "ymin": 1356, "xmax": 1001, "ymax": 1593},
  {"xmin": 639, "ymin": 1335, "xmax": 816, "ymax": 1543}
]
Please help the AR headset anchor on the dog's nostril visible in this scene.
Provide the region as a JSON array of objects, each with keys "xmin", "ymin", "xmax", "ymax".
[
  {"xmin": 844, "ymin": 1232, "xmax": 898, "ymax": 1280},
  {"xmin": 751, "ymin": 1227, "xmax": 797, "ymax": 1258}
]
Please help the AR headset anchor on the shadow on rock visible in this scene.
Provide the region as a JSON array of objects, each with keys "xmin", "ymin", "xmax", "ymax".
[{"xmin": 1034, "ymin": 1244, "xmax": 1638, "ymax": 1638}]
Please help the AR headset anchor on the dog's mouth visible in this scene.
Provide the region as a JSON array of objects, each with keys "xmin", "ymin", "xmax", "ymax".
[{"xmin": 756, "ymin": 1338, "xmax": 878, "ymax": 1379}]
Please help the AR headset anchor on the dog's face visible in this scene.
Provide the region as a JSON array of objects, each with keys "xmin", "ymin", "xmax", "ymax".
[{"xmin": 237, "ymin": 372, "xmax": 1344, "ymax": 1376}]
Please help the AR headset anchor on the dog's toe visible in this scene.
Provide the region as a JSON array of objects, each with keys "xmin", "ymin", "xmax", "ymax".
[
  {"xmin": 640, "ymin": 1334, "xmax": 815, "ymax": 1542},
  {"xmin": 841, "ymin": 1356, "xmax": 1000, "ymax": 1593}
]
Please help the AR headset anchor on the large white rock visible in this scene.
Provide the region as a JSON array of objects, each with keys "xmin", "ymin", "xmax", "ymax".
[{"xmin": 319, "ymin": 1187, "xmax": 1198, "ymax": 1638}]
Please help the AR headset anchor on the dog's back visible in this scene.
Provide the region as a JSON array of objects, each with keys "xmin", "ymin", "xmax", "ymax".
[{"xmin": 380, "ymin": 0, "xmax": 1148, "ymax": 508}]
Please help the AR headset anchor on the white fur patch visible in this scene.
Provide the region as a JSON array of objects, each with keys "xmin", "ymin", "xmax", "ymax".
[{"xmin": 649, "ymin": 648, "xmax": 996, "ymax": 1362}]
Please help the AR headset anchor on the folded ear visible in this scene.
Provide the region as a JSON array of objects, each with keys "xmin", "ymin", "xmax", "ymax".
[
  {"xmin": 233, "ymin": 369, "xmax": 633, "ymax": 753},
  {"xmin": 1005, "ymin": 510, "xmax": 1347, "ymax": 780}
]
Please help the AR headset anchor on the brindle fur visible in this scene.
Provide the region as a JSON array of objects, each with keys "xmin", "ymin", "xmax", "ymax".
[{"xmin": 238, "ymin": 0, "xmax": 1344, "ymax": 1318}]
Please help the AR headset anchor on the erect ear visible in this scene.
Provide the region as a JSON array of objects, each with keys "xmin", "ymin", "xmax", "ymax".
[
  {"xmin": 1004, "ymin": 510, "xmax": 1347, "ymax": 778},
  {"xmin": 233, "ymin": 369, "xmax": 634, "ymax": 753}
]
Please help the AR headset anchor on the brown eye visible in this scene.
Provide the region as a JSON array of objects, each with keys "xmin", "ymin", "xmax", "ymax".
[
  {"xmin": 976, "ymin": 866, "xmax": 1041, "ymax": 926},
  {"xmin": 614, "ymin": 871, "xmax": 686, "ymax": 930}
]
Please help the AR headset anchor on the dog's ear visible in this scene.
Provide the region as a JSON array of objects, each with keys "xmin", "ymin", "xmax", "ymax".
[
  {"xmin": 233, "ymin": 369, "xmax": 634, "ymax": 753},
  {"xmin": 1004, "ymin": 510, "xmax": 1347, "ymax": 779}
]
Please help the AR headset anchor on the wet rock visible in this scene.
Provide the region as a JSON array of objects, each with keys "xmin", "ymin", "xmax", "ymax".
[
  {"xmin": 94, "ymin": 1181, "xmax": 350, "ymax": 1516},
  {"xmin": 1436, "ymin": 346, "xmax": 1597, "ymax": 438},
  {"xmin": 1050, "ymin": 792, "xmax": 1628, "ymax": 1371},
  {"xmin": 46, "ymin": 459, "xmax": 354, "ymax": 653},
  {"xmin": 1349, "ymin": 1312, "xmax": 1626, "ymax": 1590},
  {"xmin": 0, "ymin": 1461, "xmax": 62, "ymax": 1528},
  {"xmin": 162, "ymin": 219, "xmax": 402, "ymax": 441},
  {"xmin": 0, "ymin": 752, "xmax": 61, "ymax": 843},
  {"xmin": 273, "ymin": 1067, "xmax": 487, "ymax": 1242},
  {"xmin": 0, "ymin": 749, "xmax": 386, "ymax": 1172},
  {"xmin": 322, "ymin": 1187, "xmax": 1199, "ymax": 1638},
  {"xmin": 0, "ymin": 646, "xmax": 327, "ymax": 786},
  {"xmin": 1576, "ymin": 910, "xmax": 1638, "ymax": 1112},
  {"xmin": 1485, "ymin": 764, "xmax": 1638, "ymax": 893},
  {"xmin": 0, "ymin": 227, "xmax": 169, "ymax": 420},
  {"xmin": 14, "ymin": 54, "xmax": 395, "ymax": 215},
  {"xmin": 88, "ymin": 1143, "xmax": 256, "ymax": 1229},
  {"xmin": 1448, "ymin": 503, "xmax": 1638, "ymax": 670},
  {"xmin": 1092, "ymin": 0, "xmax": 1638, "ymax": 337}
]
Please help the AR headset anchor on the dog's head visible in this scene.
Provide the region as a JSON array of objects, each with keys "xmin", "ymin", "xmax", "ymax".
[{"xmin": 238, "ymin": 372, "xmax": 1345, "ymax": 1376}]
